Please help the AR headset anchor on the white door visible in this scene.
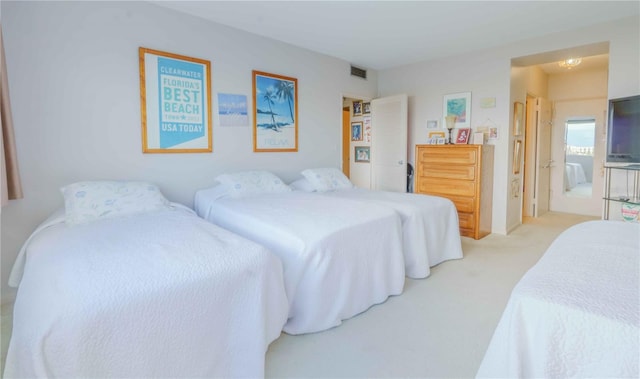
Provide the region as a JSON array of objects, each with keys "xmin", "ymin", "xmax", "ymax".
[
  {"xmin": 534, "ymin": 98, "xmax": 553, "ymax": 217},
  {"xmin": 370, "ymin": 94, "xmax": 408, "ymax": 192}
]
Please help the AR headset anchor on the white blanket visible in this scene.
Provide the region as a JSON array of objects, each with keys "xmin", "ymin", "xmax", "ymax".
[
  {"xmin": 4, "ymin": 206, "xmax": 288, "ymax": 378},
  {"xmin": 195, "ymin": 189, "xmax": 406, "ymax": 335},
  {"xmin": 314, "ymin": 188, "xmax": 463, "ymax": 278},
  {"xmin": 477, "ymin": 220, "xmax": 640, "ymax": 378}
]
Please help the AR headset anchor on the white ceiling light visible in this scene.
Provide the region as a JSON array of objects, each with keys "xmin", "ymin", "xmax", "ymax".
[{"xmin": 558, "ymin": 57, "xmax": 582, "ymax": 69}]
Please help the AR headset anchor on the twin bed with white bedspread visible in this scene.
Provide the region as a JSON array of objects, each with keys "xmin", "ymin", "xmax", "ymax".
[
  {"xmin": 477, "ymin": 220, "xmax": 639, "ymax": 378},
  {"xmin": 5, "ymin": 205, "xmax": 288, "ymax": 378}
]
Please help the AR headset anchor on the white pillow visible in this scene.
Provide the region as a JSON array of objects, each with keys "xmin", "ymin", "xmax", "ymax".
[
  {"xmin": 301, "ymin": 168, "xmax": 354, "ymax": 192},
  {"xmin": 61, "ymin": 181, "xmax": 172, "ymax": 226},
  {"xmin": 215, "ymin": 170, "xmax": 292, "ymax": 198},
  {"xmin": 289, "ymin": 178, "xmax": 317, "ymax": 192}
]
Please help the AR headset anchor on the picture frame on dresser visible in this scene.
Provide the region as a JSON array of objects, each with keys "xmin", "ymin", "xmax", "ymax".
[{"xmin": 455, "ymin": 128, "xmax": 471, "ymax": 144}]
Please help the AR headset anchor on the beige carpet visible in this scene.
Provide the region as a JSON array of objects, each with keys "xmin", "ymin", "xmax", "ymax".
[
  {"xmin": 0, "ymin": 212, "xmax": 597, "ymax": 378},
  {"xmin": 265, "ymin": 212, "xmax": 597, "ymax": 378}
]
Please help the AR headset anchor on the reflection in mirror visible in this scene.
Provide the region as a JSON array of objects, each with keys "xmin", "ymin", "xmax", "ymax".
[{"xmin": 564, "ymin": 119, "xmax": 595, "ymax": 198}]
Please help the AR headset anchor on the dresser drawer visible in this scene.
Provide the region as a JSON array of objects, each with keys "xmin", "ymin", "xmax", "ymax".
[
  {"xmin": 440, "ymin": 194, "xmax": 475, "ymax": 213},
  {"xmin": 416, "ymin": 146, "xmax": 477, "ymax": 165},
  {"xmin": 458, "ymin": 212, "xmax": 475, "ymax": 229},
  {"xmin": 419, "ymin": 164, "xmax": 475, "ymax": 181},
  {"xmin": 459, "ymin": 227, "xmax": 475, "ymax": 238},
  {"xmin": 417, "ymin": 178, "xmax": 476, "ymax": 197}
]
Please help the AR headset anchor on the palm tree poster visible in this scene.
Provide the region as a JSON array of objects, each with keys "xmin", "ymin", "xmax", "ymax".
[{"xmin": 252, "ymin": 70, "xmax": 298, "ymax": 152}]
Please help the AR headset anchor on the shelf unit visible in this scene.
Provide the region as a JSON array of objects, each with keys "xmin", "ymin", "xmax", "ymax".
[{"xmin": 603, "ymin": 164, "xmax": 640, "ymax": 220}]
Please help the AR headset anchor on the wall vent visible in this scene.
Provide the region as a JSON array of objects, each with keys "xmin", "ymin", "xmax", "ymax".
[{"xmin": 350, "ymin": 65, "xmax": 367, "ymax": 79}]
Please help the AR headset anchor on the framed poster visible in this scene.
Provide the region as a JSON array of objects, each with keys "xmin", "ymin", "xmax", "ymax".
[
  {"xmin": 139, "ymin": 47, "xmax": 212, "ymax": 153},
  {"xmin": 443, "ymin": 92, "xmax": 471, "ymax": 129},
  {"xmin": 252, "ymin": 70, "xmax": 298, "ymax": 152}
]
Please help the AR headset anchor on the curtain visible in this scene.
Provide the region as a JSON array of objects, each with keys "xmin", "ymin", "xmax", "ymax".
[{"xmin": 0, "ymin": 25, "xmax": 23, "ymax": 206}]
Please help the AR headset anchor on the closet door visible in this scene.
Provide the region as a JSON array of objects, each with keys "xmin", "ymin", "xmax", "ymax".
[{"xmin": 370, "ymin": 94, "xmax": 408, "ymax": 192}]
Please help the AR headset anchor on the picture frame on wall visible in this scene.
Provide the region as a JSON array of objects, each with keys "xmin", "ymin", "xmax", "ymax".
[
  {"xmin": 513, "ymin": 139, "xmax": 523, "ymax": 174},
  {"xmin": 252, "ymin": 70, "xmax": 298, "ymax": 152},
  {"xmin": 443, "ymin": 92, "xmax": 472, "ymax": 129},
  {"xmin": 354, "ymin": 146, "xmax": 370, "ymax": 162},
  {"xmin": 353, "ymin": 101, "xmax": 363, "ymax": 116},
  {"xmin": 428, "ymin": 131, "xmax": 446, "ymax": 139},
  {"xmin": 351, "ymin": 121, "xmax": 363, "ymax": 141},
  {"xmin": 139, "ymin": 47, "xmax": 212, "ymax": 153},
  {"xmin": 513, "ymin": 102, "xmax": 524, "ymax": 136},
  {"xmin": 363, "ymin": 102, "xmax": 371, "ymax": 115}
]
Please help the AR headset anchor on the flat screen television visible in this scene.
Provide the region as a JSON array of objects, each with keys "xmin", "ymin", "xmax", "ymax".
[{"xmin": 606, "ymin": 95, "xmax": 640, "ymax": 163}]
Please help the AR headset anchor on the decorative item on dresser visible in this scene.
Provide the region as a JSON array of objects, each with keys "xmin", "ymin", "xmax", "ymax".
[{"xmin": 414, "ymin": 144, "xmax": 494, "ymax": 239}]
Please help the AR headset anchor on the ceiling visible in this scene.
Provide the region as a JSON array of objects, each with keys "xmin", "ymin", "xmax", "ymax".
[{"xmin": 151, "ymin": 1, "xmax": 638, "ymax": 71}]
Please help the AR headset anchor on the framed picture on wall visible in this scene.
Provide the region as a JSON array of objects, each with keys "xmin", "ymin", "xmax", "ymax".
[
  {"xmin": 513, "ymin": 102, "xmax": 524, "ymax": 136},
  {"xmin": 443, "ymin": 92, "xmax": 471, "ymax": 129},
  {"xmin": 351, "ymin": 122, "xmax": 363, "ymax": 141},
  {"xmin": 363, "ymin": 102, "xmax": 371, "ymax": 115},
  {"xmin": 252, "ymin": 70, "xmax": 298, "ymax": 152},
  {"xmin": 353, "ymin": 101, "xmax": 363, "ymax": 116},
  {"xmin": 513, "ymin": 139, "xmax": 523, "ymax": 174},
  {"xmin": 139, "ymin": 47, "xmax": 212, "ymax": 153},
  {"xmin": 354, "ymin": 146, "xmax": 370, "ymax": 162}
]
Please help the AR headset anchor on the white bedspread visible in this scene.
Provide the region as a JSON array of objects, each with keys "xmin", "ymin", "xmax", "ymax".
[
  {"xmin": 4, "ymin": 206, "xmax": 288, "ymax": 378},
  {"xmin": 477, "ymin": 220, "xmax": 640, "ymax": 378},
  {"xmin": 195, "ymin": 189, "xmax": 406, "ymax": 335},
  {"xmin": 314, "ymin": 188, "xmax": 463, "ymax": 278}
]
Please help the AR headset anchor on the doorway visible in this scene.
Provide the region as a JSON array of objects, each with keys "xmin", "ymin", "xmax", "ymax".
[{"xmin": 517, "ymin": 48, "xmax": 609, "ymax": 218}]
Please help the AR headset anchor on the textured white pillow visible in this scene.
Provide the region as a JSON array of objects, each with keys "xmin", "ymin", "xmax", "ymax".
[
  {"xmin": 215, "ymin": 170, "xmax": 292, "ymax": 198},
  {"xmin": 301, "ymin": 168, "xmax": 354, "ymax": 192},
  {"xmin": 61, "ymin": 181, "xmax": 172, "ymax": 225},
  {"xmin": 289, "ymin": 178, "xmax": 317, "ymax": 192}
]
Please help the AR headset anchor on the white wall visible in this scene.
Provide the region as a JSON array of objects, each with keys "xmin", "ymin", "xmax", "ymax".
[
  {"xmin": 0, "ymin": 1, "xmax": 378, "ymax": 302},
  {"xmin": 378, "ymin": 16, "xmax": 639, "ymax": 235}
]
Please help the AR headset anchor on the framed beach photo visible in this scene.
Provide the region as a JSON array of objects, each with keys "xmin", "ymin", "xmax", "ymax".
[
  {"xmin": 139, "ymin": 47, "xmax": 212, "ymax": 153},
  {"xmin": 443, "ymin": 92, "xmax": 471, "ymax": 129},
  {"xmin": 252, "ymin": 70, "xmax": 298, "ymax": 152},
  {"xmin": 354, "ymin": 146, "xmax": 370, "ymax": 162},
  {"xmin": 351, "ymin": 121, "xmax": 363, "ymax": 141}
]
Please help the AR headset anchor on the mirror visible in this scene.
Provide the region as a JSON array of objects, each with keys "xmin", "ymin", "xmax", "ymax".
[{"xmin": 563, "ymin": 119, "xmax": 595, "ymax": 198}]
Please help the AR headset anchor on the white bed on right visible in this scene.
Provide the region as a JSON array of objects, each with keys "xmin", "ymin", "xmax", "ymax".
[
  {"xmin": 477, "ymin": 220, "xmax": 639, "ymax": 378},
  {"xmin": 291, "ymin": 168, "xmax": 463, "ymax": 279}
]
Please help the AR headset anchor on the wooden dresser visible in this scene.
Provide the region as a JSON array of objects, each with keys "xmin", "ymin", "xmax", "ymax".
[{"xmin": 415, "ymin": 144, "xmax": 494, "ymax": 239}]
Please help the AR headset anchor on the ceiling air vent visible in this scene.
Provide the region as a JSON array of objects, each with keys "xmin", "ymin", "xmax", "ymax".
[{"xmin": 350, "ymin": 65, "xmax": 367, "ymax": 79}]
